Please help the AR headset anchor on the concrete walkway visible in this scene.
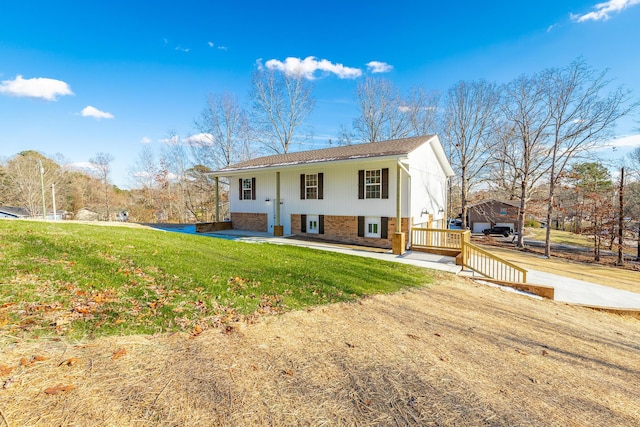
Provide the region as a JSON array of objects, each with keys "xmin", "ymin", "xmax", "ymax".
[
  {"xmin": 163, "ymin": 227, "xmax": 640, "ymax": 310},
  {"xmin": 526, "ymin": 269, "xmax": 640, "ymax": 310}
]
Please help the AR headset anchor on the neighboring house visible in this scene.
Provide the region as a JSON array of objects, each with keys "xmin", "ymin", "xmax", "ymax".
[
  {"xmin": 467, "ymin": 199, "xmax": 521, "ymax": 233},
  {"xmin": 209, "ymin": 135, "xmax": 454, "ymax": 252},
  {"xmin": 0, "ymin": 206, "xmax": 29, "ymax": 219}
]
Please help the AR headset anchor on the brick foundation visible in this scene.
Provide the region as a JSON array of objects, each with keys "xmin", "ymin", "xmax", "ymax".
[
  {"xmin": 291, "ymin": 214, "xmax": 410, "ymax": 249},
  {"xmin": 230, "ymin": 212, "xmax": 268, "ymax": 232}
]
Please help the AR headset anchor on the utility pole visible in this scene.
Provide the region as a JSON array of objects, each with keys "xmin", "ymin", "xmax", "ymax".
[
  {"xmin": 38, "ymin": 160, "xmax": 46, "ymax": 220},
  {"xmin": 51, "ymin": 183, "xmax": 57, "ymax": 220}
]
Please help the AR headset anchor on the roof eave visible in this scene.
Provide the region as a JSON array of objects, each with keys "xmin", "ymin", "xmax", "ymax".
[{"xmin": 207, "ymin": 153, "xmax": 410, "ymax": 176}]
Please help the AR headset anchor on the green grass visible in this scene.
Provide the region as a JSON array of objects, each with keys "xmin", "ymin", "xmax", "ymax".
[
  {"xmin": 0, "ymin": 221, "xmax": 433, "ymax": 339},
  {"xmin": 524, "ymin": 227, "xmax": 595, "ymax": 247}
]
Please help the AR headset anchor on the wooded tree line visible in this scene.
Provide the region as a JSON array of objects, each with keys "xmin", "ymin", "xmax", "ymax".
[{"xmin": 2, "ymin": 57, "xmax": 639, "ymax": 260}]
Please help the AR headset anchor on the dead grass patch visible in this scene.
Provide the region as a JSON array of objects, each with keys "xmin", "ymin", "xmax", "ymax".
[{"xmin": 1, "ymin": 275, "xmax": 639, "ymax": 426}]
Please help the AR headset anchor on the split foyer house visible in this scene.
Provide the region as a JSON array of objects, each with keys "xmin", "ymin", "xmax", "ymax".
[{"xmin": 208, "ymin": 135, "xmax": 454, "ymax": 253}]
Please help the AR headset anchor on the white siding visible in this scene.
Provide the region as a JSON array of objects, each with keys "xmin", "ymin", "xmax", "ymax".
[
  {"xmin": 224, "ymin": 138, "xmax": 452, "ymax": 234},
  {"xmin": 227, "ymin": 159, "xmax": 406, "ymax": 219},
  {"xmin": 407, "ymin": 141, "xmax": 448, "ymax": 225}
]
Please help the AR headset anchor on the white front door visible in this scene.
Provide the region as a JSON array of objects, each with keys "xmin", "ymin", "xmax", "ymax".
[{"xmin": 267, "ymin": 199, "xmax": 290, "ymax": 235}]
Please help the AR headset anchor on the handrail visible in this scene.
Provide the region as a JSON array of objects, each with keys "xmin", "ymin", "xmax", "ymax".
[
  {"xmin": 461, "ymin": 240, "xmax": 527, "ymax": 283},
  {"xmin": 410, "ymin": 228, "xmax": 526, "ymax": 283},
  {"xmin": 411, "ymin": 228, "xmax": 470, "ymax": 250}
]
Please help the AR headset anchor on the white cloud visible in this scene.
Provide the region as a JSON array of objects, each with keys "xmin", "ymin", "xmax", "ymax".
[
  {"xmin": 140, "ymin": 137, "xmax": 152, "ymax": 144},
  {"xmin": 208, "ymin": 41, "xmax": 214, "ymax": 47},
  {"xmin": 264, "ymin": 56, "xmax": 362, "ymax": 80},
  {"xmin": 366, "ymin": 61, "xmax": 393, "ymax": 73},
  {"xmin": 547, "ymin": 23, "xmax": 559, "ymax": 32},
  {"xmin": 0, "ymin": 75, "xmax": 73, "ymax": 101},
  {"xmin": 218, "ymin": 46, "xmax": 228, "ymax": 51},
  {"xmin": 159, "ymin": 135, "xmax": 181, "ymax": 145},
  {"xmin": 571, "ymin": 0, "xmax": 640, "ymax": 22},
  {"xmin": 175, "ymin": 46, "xmax": 190, "ymax": 53},
  {"xmin": 606, "ymin": 133, "xmax": 640, "ymax": 148},
  {"xmin": 184, "ymin": 133, "xmax": 214, "ymax": 145},
  {"xmin": 81, "ymin": 106, "xmax": 114, "ymax": 119}
]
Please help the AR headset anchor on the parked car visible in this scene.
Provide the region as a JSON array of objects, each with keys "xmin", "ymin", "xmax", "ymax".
[
  {"xmin": 482, "ymin": 226, "xmax": 513, "ymax": 237},
  {"xmin": 448, "ymin": 219, "xmax": 463, "ymax": 230}
]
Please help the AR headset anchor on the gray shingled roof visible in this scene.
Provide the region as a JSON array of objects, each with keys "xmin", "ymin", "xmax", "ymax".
[{"xmin": 213, "ymin": 136, "xmax": 435, "ymax": 174}]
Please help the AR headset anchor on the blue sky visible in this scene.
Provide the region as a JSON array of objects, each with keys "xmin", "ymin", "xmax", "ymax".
[{"xmin": 1, "ymin": 0, "xmax": 640, "ymax": 188}]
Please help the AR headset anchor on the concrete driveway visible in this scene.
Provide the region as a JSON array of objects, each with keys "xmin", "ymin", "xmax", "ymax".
[{"xmin": 526, "ymin": 269, "xmax": 640, "ymax": 310}]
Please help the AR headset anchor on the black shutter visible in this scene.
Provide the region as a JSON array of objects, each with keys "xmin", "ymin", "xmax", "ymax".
[
  {"xmin": 381, "ymin": 168, "xmax": 389, "ymax": 199},
  {"xmin": 251, "ymin": 177, "xmax": 256, "ymax": 200},
  {"xmin": 358, "ymin": 170, "xmax": 364, "ymax": 199},
  {"xmin": 318, "ymin": 173, "xmax": 324, "ymax": 200},
  {"xmin": 381, "ymin": 217, "xmax": 388, "ymax": 239},
  {"xmin": 319, "ymin": 215, "xmax": 324, "ymax": 234},
  {"xmin": 300, "ymin": 174, "xmax": 306, "ymax": 199},
  {"xmin": 239, "ymin": 178, "xmax": 242, "ymax": 200},
  {"xmin": 357, "ymin": 216, "xmax": 365, "ymax": 237},
  {"xmin": 301, "ymin": 214, "xmax": 307, "ymax": 232}
]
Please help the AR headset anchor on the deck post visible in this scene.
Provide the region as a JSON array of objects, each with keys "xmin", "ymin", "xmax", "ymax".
[
  {"xmin": 274, "ymin": 171, "xmax": 283, "ymax": 236},
  {"xmin": 393, "ymin": 162, "xmax": 406, "ymax": 255},
  {"xmin": 215, "ymin": 176, "xmax": 219, "ymax": 222}
]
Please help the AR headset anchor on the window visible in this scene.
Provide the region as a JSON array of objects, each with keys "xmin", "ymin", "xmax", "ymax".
[
  {"xmin": 305, "ymin": 174, "xmax": 318, "ymax": 199},
  {"xmin": 307, "ymin": 215, "xmax": 319, "ymax": 234},
  {"xmin": 300, "ymin": 173, "xmax": 323, "ymax": 200},
  {"xmin": 365, "ymin": 170, "xmax": 381, "ymax": 199},
  {"xmin": 300, "ymin": 214, "xmax": 324, "ymax": 234},
  {"xmin": 242, "ymin": 179, "xmax": 252, "ymax": 200},
  {"xmin": 364, "ymin": 217, "xmax": 381, "ymax": 238},
  {"xmin": 239, "ymin": 177, "xmax": 255, "ymax": 200},
  {"xmin": 358, "ymin": 216, "xmax": 388, "ymax": 239},
  {"xmin": 358, "ymin": 168, "xmax": 388, "ymax": 199}
]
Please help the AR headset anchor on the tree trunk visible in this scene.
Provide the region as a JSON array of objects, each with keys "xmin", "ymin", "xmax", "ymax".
[
  {"xmin": 544, "ymin": 178, "xmax": 555, "ymax": 258},
  {"xmin": 517, "ymin": 182, "xmax": 527, "ymax": 248},
  {"xmin": 616, "ymin": 167, "xmax": 624, "ymax": 266}
]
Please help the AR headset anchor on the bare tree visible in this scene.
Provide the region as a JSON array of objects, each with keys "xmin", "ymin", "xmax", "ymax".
[
  {"xmin": 541, "ymin": 58, "xmax": 638, "ymax": 257},
  {"xmin": 89, "ymin": 152, "xmax": 114, "ymax": 220},
  {"xmin": 192, "ymin": 92, "xmax": 254, "ymax": 168},
  {"xmin": 497, "ymin": 74, "xmax": 553, "ymax": 247},
  {"xmin": 353, "ymin": 77, "xmax": 411, "ymax": 143},
  {"xmin": 250, "ymin": 67, "xmax": 315, "ymax": 154},
  {"xmin": 405, "ymin": 85, "xmax": 440, "ymax": 136},
  {"xmin": 442, "ymin": 80, "xmax": 501, "ymax": 228}
]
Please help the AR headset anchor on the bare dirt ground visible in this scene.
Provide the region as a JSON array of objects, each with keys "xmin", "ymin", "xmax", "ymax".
[{"xmin": 2, "ymin": 274, "xmax": 639, "ymax": 426}]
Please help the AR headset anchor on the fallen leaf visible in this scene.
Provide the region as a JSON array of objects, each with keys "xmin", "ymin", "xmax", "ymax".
[
  {"xmin": 190, "ymin": 325, "xmax": 203, "ymax": 338},
  {"xmin": 112, "ymin": 348, "xmax": 126, "ymax": 359},
  {"xmin": 515, "ymin": 349, "xmax": 528, "ymax": 356},
  {"xmin": 33, "ymin": 355, "xmax": 47, "ymax": 362},
  {"xmin": 282, "ymin": 369, "xmax": 295, "ymax": 376},
  {"xmin": 20, "ymin": 358, "xmax": 29, "ymax": 366},
  {"xmin": 59, "ymin": 357, "xmax": 79, "ymax": 367},
  {"xmin": 407, "ymin": 334, "xmax": 420, "ymax": 340},
  {"xmin": 434, "ymin": 333, "xmax": 442, "ymax": 337},
  {"xmin": 44, "ymin": 384, "xmax": 75, "ymax": 395},
  {"xmin": 0, "ymin": 365, "xmax": 15, "ymax": 376},
  {"xmin": 541, "ymin": 350, "xmax": 549, "ymax": 356}
]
